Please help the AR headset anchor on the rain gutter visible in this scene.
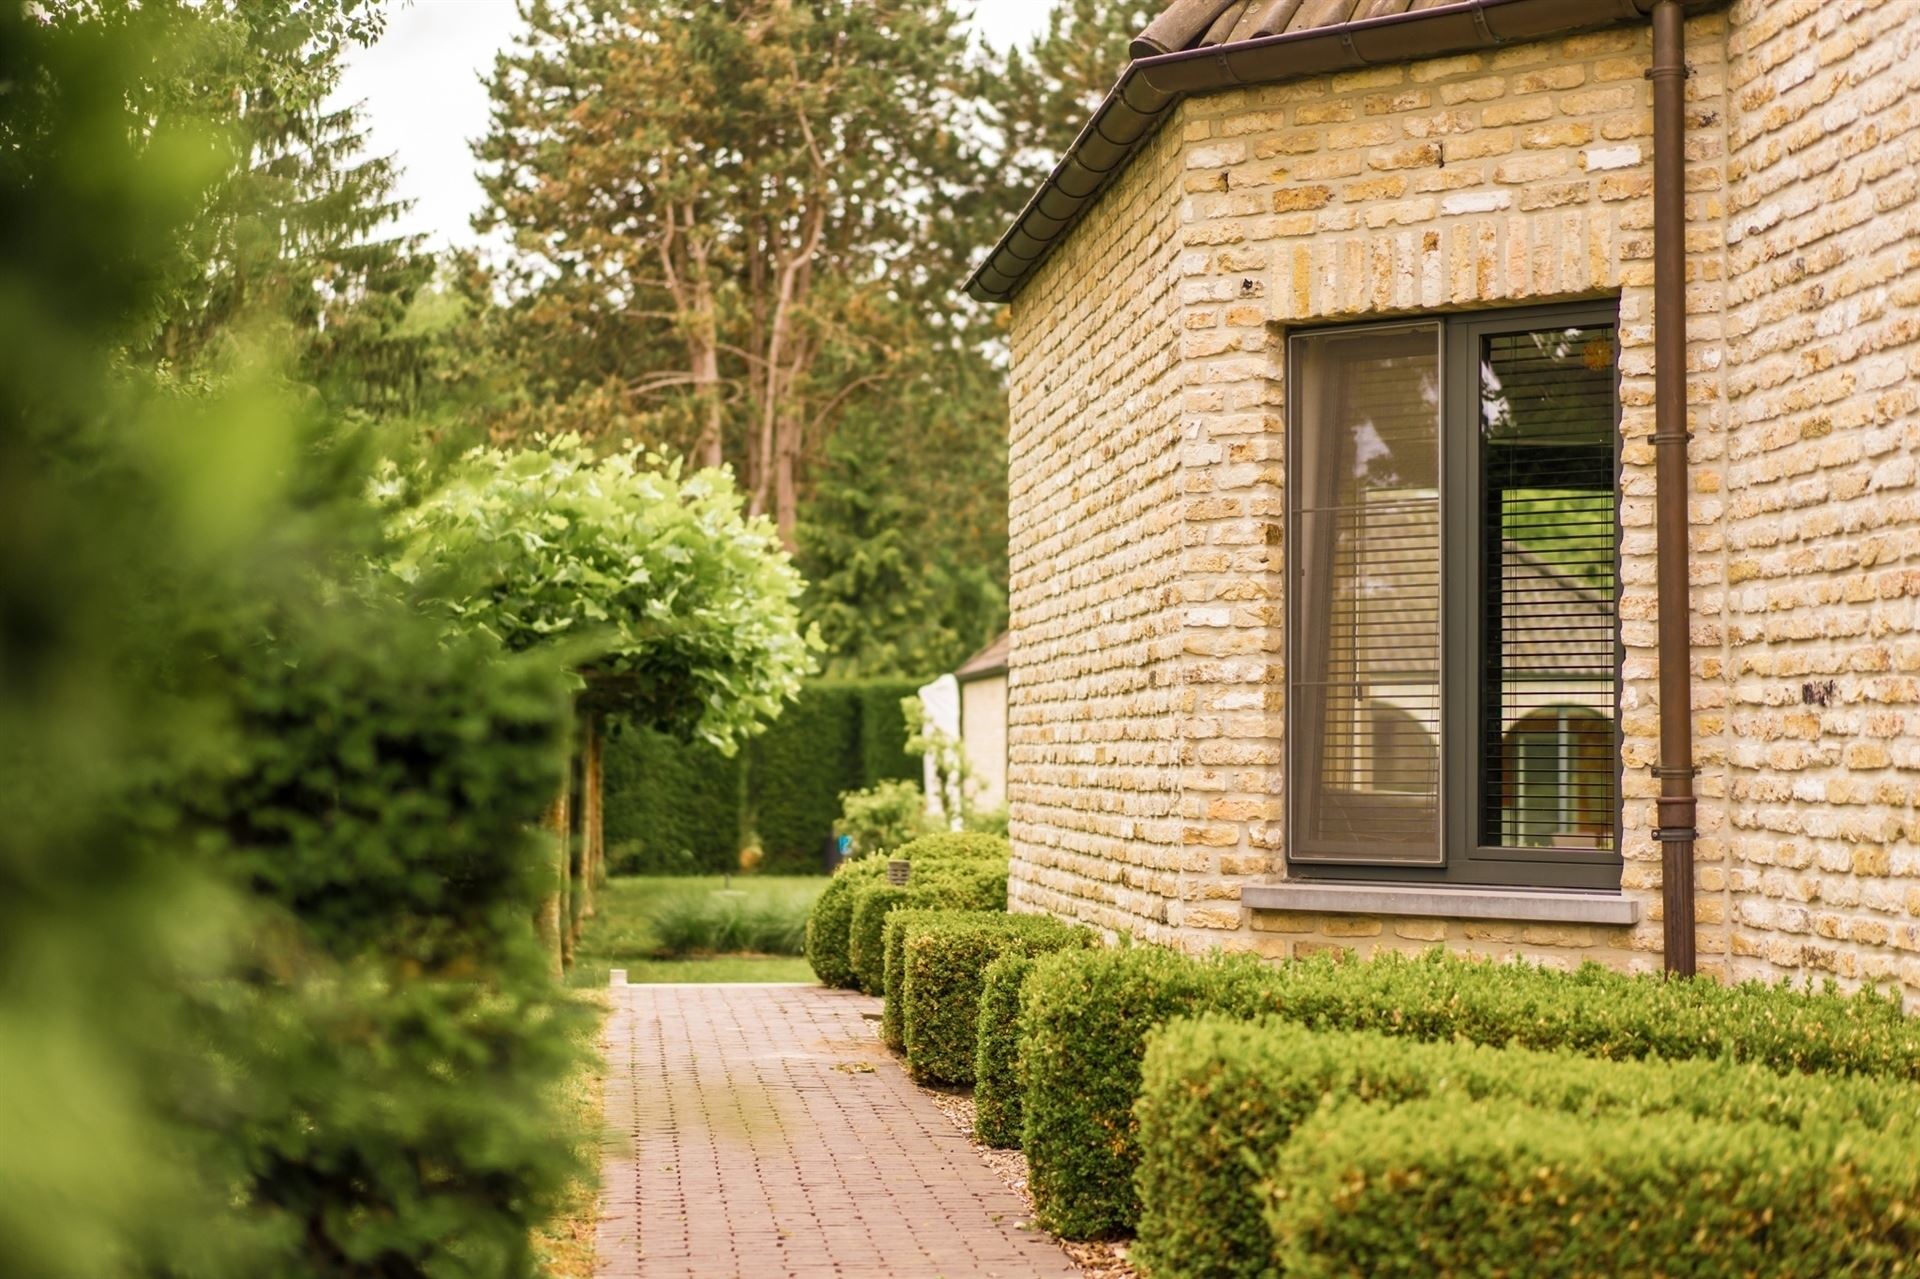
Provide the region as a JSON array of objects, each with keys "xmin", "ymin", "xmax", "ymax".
[{"xmin": 965, "ymin": 0, "xmax": 1713, "ymax": 305}]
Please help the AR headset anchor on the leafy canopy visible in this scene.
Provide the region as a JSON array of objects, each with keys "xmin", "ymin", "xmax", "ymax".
[{"xmin": 384, "ymin": 436, "xmax": 817, "ymax": 749}]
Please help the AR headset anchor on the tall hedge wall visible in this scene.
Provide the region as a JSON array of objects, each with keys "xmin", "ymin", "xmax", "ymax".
[
  {"xmin": 604, "ymin": 679, "xmax": 923, "ymax": 874},
  {"xmin": 752, "ymin": 679, "xmax": 922, "ymax": 868},
  {"xmin": 602, "ymin": 724, "xmax": 743, "ymax": 875}
]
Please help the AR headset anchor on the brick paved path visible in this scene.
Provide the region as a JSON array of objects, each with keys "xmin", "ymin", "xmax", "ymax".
[{"xmin": 594, "ymin": 982, "xmax": 1081, "ymax": 1279}]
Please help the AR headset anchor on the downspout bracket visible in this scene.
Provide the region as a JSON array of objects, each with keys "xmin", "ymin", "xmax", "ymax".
[{"xmin": 1469, "ymin": 4, "xmax": 1499, "ymax": 45}]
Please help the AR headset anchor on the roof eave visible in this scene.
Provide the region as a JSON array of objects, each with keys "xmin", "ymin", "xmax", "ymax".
[
  {"xmin": 964, "ymin": 0, "xmax": 1720, "ymax": 307},
  {"xmin": 955, "ymin": 662, "xmax": 1009, "ymax": 684}
]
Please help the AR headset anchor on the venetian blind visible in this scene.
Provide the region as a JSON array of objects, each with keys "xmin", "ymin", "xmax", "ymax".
[{"xmin": 1291, "ymin": 325, "xmax": 1443, "ymax": 864}]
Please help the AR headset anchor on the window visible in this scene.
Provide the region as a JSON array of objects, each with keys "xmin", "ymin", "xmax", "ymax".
[{"xmin": 1286, "ymin": 304, "xmax": 1621, "ymax": 889}]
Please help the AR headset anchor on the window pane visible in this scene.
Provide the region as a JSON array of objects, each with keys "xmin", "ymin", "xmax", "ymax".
[
  {"xmin": 1478, "ymin": 325, "xmax": 1619, "ymax": 851},
  {"xmin": 1291, "ymin": 325, "xmax": 1442, "ymax": 864}
]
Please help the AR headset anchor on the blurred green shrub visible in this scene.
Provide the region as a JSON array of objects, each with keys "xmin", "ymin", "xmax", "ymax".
[
  {"xmin": 644, "ymin": 885, "xmax": 813, "ymax": 957},
  {"xmin": 0, "ymin": 5, "xmax": 588, "ymax": 1276},
  {"xmin": 835, "ymin": 778, "xmax": 936, "ymax": 860},
  {"xmin": 963, "ymin": 804, "xmax": 1010, "ymax": 837}
]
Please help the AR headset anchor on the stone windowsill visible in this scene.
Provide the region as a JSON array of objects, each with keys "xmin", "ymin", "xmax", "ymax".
[{"xmin": 1242, "ymin": 882, "xmax": 1641, "ymax": 927}]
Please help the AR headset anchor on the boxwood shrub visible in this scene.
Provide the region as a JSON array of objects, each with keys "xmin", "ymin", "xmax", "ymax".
[
  {"xmin": 1268, "ymin": 1098, "xmax": 1920, "ymax": 1278},
  {"xmin": 1134, "ymin": 1015, "xmax": 1920, "ymax": 1279},
  {"xmin": 1271, "ymin": 948, "xmax": 1920, "ymax": 1081},
  {"xmin": 881, "ymin": 908, "xmax": 974, "ymax": 1051},
  {"xmin": 1018, "ymin": 945, "xmax": 1920, "ymax": 1242},
  {"xmin": 848, "ymin": 884, "xmax": 918, "ymax": 993},
  {"xmin": 802, "ymin": 831, "xmax": 1011, "ymax": 989},
  {"xmin": 898, "ymin": 914, "xmax": 1090, "ymax": 1086},
  {"xmin": 892, "ymin": 830, "xmax": 1013, "ymax": 864},
  {"xmin": 802, "ymin": 854, "xmax": 888, "ymax": 989},
  {"xmin": 1018, "ymin": 947, "xmax": 1291, "ymax": 1239},
  {"xmin": 849, "ymin": 858, "xmax": 1010, "ymax": 994},
  {"xmin": 973, "ymin": 953, "xmax": 1034, "ymax": 1148}
]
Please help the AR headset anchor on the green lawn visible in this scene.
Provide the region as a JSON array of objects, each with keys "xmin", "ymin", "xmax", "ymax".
[{"xmin": 568, "ymin": 875, "xmax": 826, "ymax": 988}]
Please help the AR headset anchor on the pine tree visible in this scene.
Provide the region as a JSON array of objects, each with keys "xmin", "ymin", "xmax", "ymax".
[
  {"xmin": 118, "ymin": 0, "xmax": 433, "ymax": 414},
  {"xmin": 991, "ymin": 0, "xmax": 1158, "ymax": 195},
  {"xmin": 796, "ymin": 347, "xmax": 1009, "ymax": 677}
]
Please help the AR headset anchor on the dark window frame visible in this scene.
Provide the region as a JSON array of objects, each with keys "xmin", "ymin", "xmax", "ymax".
[{"xmin": 1284, "ymin": 301, "xmax": 1624, "ymax": 892}]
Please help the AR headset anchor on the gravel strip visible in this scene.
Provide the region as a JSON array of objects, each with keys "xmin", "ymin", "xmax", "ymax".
[{"xmin": 919, "ymin": 1087, "xmax": 1139, "ymax": 1279}]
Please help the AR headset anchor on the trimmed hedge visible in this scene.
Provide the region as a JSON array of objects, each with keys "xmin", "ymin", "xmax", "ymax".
[
  {"xmin": 1134, "ymin": 1015, "xmax": 1920, "ymax": 1279},
  {"xmin": 750, "ymin": 678, "xmax": 922, "ymax": 869},
  {"xmin": 888, "ymin": 831, "xmax": 1013, "ymax": 863},
  {"xmin": 972, "ymin": 954, "xmax": 1032, "ymax": 1148},
  {"xmin": 749, "ymin": 682, "xmax": 859, "ymax": 870},
  {"xmin": 848, "ymin": 884, "xmax": 919, "ymax": 994},
  {"xmin": 602, "ymin": 722, "xmax": 742, "ymax": 874},
  {"xmin": 1019, "ymin": 947, "xmax": 1288, "ymax": 1239},
  {"xmin": 1019, "ymin": 945, "xmax": 1920, "ymax": 1241},
  {"xmin": 848, "ymin": 857, "xmax": 1008, "ymax": 994},
  {"xmin": 604, "ymin": 679, "xmax": 922, "ymax": 875},
  {"xmin": 881, "ymin": 908, "xmax": 976, "ymax": 1051},
  {"xmin": 856, "ymin": 682, "xmax": 918, "ymax": 792},
  {"xmin": 1266, "ymin": 948, "xmax": 1920, "ymax": 1080},
  {"xmin": 803, "ymin": 832, "xmax": 1010, "ymax": 989},
  {"xmin": 1269, "ymin": 1099, "xmax": 1920, "ymax": 1278},
  {"xmin": 898, "ymin": 914, "xmax": 1090, "ymax": 1086},
  {"xmin": 802, "ymin": 855, "xmax": 888, "ymax": 989}
]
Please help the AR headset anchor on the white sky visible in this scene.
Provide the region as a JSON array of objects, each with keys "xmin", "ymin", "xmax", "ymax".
[{"xmin": 334, "ymin": 0, "xmax": 1060, "ymax": 253}]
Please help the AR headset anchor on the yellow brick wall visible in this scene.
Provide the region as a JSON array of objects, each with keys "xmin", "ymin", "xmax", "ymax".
[
  {"xmin": 1004, "ymin": 2, "xmax": 1920, "ymax": 1005},
  {"xmin": 1005, "ymin": 121, "xmax": 1191, "ymax": 941},
  {"xmin": 1720, "ymin": 0, "xmax": 1920, "ymax": 996}
]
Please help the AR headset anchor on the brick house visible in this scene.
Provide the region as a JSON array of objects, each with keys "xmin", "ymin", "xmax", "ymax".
[{"xmin": 967, "ymin": 0, "xmax": 1920, "ymax": 1005}]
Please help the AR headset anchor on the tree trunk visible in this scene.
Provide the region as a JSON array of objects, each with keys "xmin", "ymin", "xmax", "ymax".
[
  {"xmin": 691, "ymin": 337, "xmax": 725, "ymax": 470},
  {"xmin": 535, "ymin": 788, "xmax": 569, "ymax": 980},
  {"xmin": 563, "ymin": 745, "xmax": 583, "ymax": 967},
  {"xmin": 774, "ymin": 412, "xmax": 801, "ymax": 550},
  {"xmin": 581, "ymin": 712, "xmax": 605, "ymax": 918}
]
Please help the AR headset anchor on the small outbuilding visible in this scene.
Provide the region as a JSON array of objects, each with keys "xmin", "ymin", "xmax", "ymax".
[{"xmin": 956, "ymin": 632, "xmax": 1011, "ymax": 810}]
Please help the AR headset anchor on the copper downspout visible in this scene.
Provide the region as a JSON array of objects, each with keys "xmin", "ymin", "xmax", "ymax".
[{"xmin": 1650, "ymin": 0, "xmax": 1697, "ymax": 977}]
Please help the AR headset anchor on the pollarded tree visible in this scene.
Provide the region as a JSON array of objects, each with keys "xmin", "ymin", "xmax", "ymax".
[{"xmin": 383, "ymin": 436, "xmax": 817, "ymax": 970}]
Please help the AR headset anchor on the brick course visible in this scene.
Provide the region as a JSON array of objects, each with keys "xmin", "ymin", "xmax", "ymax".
[{"xmin": 1004, "ymin": 2, "xmax": 1920, "ymax": 1009}]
